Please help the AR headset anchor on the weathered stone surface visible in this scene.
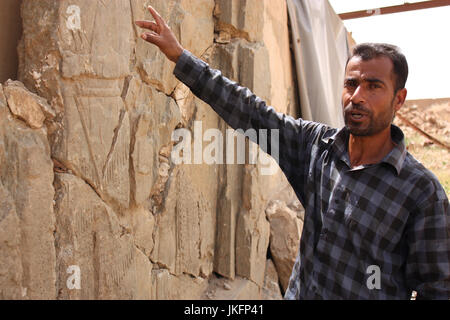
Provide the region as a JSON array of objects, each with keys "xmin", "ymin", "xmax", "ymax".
[
  {"xmin": 0, "ymin": 183, "xmax": 23, "ymax": 299},
  {"xmin": 124, "ymin": 76, "xmax": 181, "ymax": 206},
  {"xmin": 0, "ymin": 85, "xmax": 23, "ymax": 300},
  {"xmin": 204, "ymin": 275, "xmax": 261, "ymax": 300},
  {"xmin": 0, "ymin": 0, "xmax": 302, "ymax": 300},
  {"xmin": 238, "ymin": 41, "xmax": 272, "ymax": 104},
  {"xmin": 135, "ymin": 0, "xmax": 214, "ymax": 94},
  {"xmin": 199, "ymin": 45, "xmax": 242, "ymax": 280},
  {"xmin": 152, "ymin": 165, "xmax": 216, "ymax": 278},
  {"xmin": 151, "ymin": 268, "xmax": 208, "ymax": 300},
  {"xmin": 0, "ymin": 88, "xmax": 56, "ymax": 299},
  {"xmin": 213, "ymin": 162, "xmax": 242, "ymax": 280},
  {"xmin": 3, "ymin": 80, "xmax": 47, "ymax": 128},
  {"xmin": 128, "ymin": 206, "xmax": 155, "ymax": 258},
  {"xmin": 262, "ymin": 259, "xmax": 283, "ymax": 300},
  {"xmin": 236, "ymin": 165, "xmax": 271, "ymax": 287},
  {"xmin": 214, "ymin": 0, "xmax": 264, "ymax": 42},
  {"xmin": 54, "ymin": 173, "xmax": 151, "ymax": 299},
  {"xmin": 50, "ymin": 79, "xmax": 131, "ymax": 210},
  {"xmin": 266, "ymin": 200, "xmax": 302, "ymax": 292},
  {"xmin": 58, "ymin": 1, "xmax": 134, "ymax": 79}
]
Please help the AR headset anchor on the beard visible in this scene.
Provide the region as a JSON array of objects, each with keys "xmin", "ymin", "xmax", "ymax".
[{"xmin": 343, "ymin": 101, "xmax": 395, "ymax": 137}]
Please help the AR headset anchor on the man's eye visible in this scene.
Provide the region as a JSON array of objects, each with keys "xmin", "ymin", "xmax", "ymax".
[
  {"xmin": 369, "ymin": 83, "xmax": 381, "ymax": 89},
  {"xmin": 344, "ymin": 81, "xmax": 357, "ymax": 88}
]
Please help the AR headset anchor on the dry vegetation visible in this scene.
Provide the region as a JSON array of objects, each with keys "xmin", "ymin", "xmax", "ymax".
[{"xmin": 394, "ymin": 99, "xmax": 450, "ymax": 196}]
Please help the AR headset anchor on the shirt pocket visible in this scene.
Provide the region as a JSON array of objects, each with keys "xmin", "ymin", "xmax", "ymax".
[{"xmin": 343, "ymin": 196, "xmax": 405, "ymax": 254}]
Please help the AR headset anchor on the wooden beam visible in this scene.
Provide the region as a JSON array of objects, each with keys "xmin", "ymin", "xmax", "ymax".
[{"xmin": 339, "ymin": 0, "xmax": 450, "ymax": 20}]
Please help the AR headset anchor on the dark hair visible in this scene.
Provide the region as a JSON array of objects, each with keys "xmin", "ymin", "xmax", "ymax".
[{"xmin": 348, "ymin": 43, "xmax": 409, "ymax": 92}]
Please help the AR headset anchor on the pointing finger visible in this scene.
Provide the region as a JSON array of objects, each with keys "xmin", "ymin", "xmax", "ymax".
[{"xmin": 147, "ymin": 5, "xmax": 165, "ymax": 27}]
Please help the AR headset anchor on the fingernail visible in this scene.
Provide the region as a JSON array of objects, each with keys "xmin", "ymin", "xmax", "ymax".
[{"xmin": 141, "ymin": 34, "xmax": 147, "ymax": 40}]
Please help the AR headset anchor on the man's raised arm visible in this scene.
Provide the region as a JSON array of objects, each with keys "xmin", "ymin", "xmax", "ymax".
[{"xmin": 135, "ymin": 6, "xmax": 328, "ymax": 198}]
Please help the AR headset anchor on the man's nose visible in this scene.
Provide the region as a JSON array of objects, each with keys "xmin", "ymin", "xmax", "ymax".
[{"xmin": 350, "ymin": 85, "xmax": 366, "ymax": 105}]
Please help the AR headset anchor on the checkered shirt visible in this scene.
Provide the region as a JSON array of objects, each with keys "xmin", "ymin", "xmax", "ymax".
[{"xmin": 173, "ymin": 50, "xmax": 450, "ymax": 300}]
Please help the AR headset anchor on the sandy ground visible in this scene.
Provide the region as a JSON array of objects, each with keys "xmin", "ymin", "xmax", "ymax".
[{"xmin": 394, "ymin": 99, "xmax": 450, "ymax": 196}]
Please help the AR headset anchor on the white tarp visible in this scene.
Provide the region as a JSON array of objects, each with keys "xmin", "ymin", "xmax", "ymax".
[{"xmin": 286, "ymin": 0, "xmax": 350, "ymax": 128}]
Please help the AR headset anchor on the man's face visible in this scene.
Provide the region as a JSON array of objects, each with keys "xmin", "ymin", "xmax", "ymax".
[{"xmin": 342, "ymin": 56, "xmax": 404, "ymax": 137}]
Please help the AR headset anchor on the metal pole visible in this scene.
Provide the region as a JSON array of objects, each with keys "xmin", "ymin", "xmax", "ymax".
[{"xmin": 339, "ymin": 0, "xmax": 450, "ymax": 20}]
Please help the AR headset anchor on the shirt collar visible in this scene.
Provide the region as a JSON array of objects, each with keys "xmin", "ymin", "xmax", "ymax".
[{"xmin": 323, "ymin": 124, "xmax": 407, "ymax": 175}]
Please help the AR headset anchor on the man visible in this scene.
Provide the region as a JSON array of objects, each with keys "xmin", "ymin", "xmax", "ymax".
[{"xmin": 135, "ymin": 6, "xmax": 449, "ymax": 299}]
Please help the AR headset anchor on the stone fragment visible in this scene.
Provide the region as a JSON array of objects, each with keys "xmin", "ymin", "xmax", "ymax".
[
  {"xmin": 261, "ymin": 259, "xmax": 283, "ymax": 300},
  {"xmin": 235, "ymin": 166, "xmax": 270, "ymax": 287},
  {"xmin": 265, "ymin": 200, "xmax": 302, "ymax": 292},
  {"xmin": 205, "ymin": 275, "xmax": 261, "ymax": 300},
  {"xmin": 0, "ymin": 96, "xmax": 56, "ymax": 299},
  {"xmin": 3, "ymin": 80, "xmax": 46, "ymax": 128}
]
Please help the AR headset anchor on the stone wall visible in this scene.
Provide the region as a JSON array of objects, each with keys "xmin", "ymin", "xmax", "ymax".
[{"xmin": 0, "ymin": 0, "xmax": 303, "ymax": 300}]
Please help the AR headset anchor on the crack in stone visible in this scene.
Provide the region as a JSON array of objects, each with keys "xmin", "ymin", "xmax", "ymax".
[
  {"xmin": 102, "ymin": 108, "xmax": 126, "ymax": 180},
  {"xmin": 73, "ymin": 96, "xmax": 102, "ymax": 188}
]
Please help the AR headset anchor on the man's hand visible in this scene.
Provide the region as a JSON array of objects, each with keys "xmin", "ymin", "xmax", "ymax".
[{"xmin": 135, "ymin": 6, "xmax": 184, "ymax": 63}]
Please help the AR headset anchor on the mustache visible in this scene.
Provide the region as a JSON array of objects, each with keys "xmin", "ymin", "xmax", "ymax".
[{"xmin": 344, "ymin": 103, "xmax": 371, "ymax": 115}]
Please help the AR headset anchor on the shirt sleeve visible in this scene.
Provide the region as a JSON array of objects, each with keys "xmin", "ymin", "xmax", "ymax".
[
  {"xmin": 405, "ymin": 197, "xmax": 450, "ymax": 299},
  {"xmin": 173, "ymin": 49, "xmax": 330, "ymax": 204}
]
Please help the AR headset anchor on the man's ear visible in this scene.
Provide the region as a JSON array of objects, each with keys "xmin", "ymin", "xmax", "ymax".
[{"xmin": 394, "ymin": 88, "xmax": 407, "ymax": 113}]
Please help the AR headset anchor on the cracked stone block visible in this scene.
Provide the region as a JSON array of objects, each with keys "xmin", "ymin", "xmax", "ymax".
[
  {"xmin": 52, "ymin": 79, "xmax": 131, "ymax": 209},
  {"xmin": 214, "ymin": 0, "xmax": 264, "ymax": 42},
  {"xmin": 128, "ymin": 206, "xmax": 155, "ymax": 258},
  {"xmin": 0, "ymin": 90, "xmax": 56, "ymax": 299},
  {"xmin": 152, "ymin": 166, "xmax": 215, "ymax": 278},
  {"xmin": 124, "ymin": 77, "xmax": 181, "ymax": 205},
  {"xmin": 238, "ymin": 41, "xmax": 272, "ymax": 104},
  {"xmin": 265, "ymin": 200, "xmax": 302, "ymax": 292},
  {"xmin": 135, "ymin": 0, "xmax": 214, "ymax": 94},
  {"xmin": 54, "ymin": 173, "xmax": 151, "ymax": 299},
  {"xmin": 235, "ymin": 166, "xmax": 270, "ymax": 287},
  {"xmin": 4, "ymin": 0, "xmax": 301, "ymax": 300}
]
